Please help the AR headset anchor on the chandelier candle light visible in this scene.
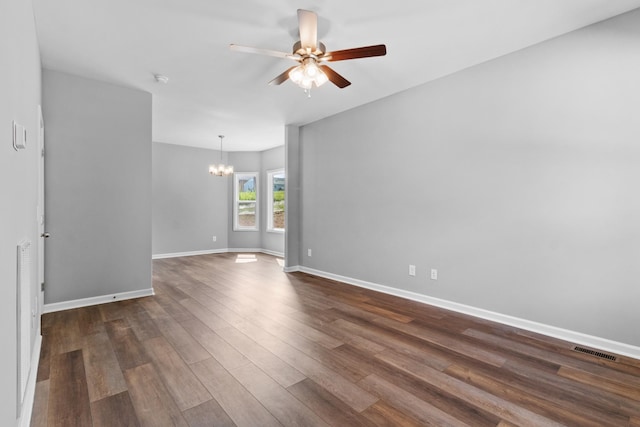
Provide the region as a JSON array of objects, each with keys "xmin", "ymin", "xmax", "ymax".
[{"xmin": 209, "ymin": 135, "xmax": 234, "ymax": 176}]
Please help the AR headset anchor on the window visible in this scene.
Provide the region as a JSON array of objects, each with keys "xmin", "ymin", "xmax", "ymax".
[
  {"xmin": 234, "ymin": 172, "xmax": 258, "ymax": 231},
  {"xmin": 267, "ymin": 169, "xmax": 285, "ymax": 232}
]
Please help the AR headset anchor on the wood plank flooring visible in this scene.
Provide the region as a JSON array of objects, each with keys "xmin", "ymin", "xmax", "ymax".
[{"xmin": 32, "ymin": 253, "xmax": 640, "ymax": 426}]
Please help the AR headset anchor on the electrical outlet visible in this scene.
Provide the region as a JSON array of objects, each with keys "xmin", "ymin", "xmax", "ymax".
[
  {"xmin": 431, "ymin": 269, "xmax": 438, "ymax": 280},
  {"xmin": 308, "ymin": 249, "xmax": 312, "ymax": 257},
  {"xmin": 212, "ymin": 235, "xmax": 217, "ymax": 242},
  {"xmin": 409, "ymin": 265, "xmax": 416, "ymax": 276}
]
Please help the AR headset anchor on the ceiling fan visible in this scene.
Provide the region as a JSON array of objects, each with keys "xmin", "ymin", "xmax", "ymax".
[{"xmin": 230, "ymin": 9, "xmax": 387, "ymax": 93}]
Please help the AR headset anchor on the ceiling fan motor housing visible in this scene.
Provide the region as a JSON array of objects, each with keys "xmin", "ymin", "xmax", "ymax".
[{"xmin": 293, "ymin": 41, "xmax": 326, "ymax": 57}]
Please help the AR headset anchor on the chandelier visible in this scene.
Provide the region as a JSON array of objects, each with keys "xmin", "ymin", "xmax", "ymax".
[{"xmin": 209, "ymin": 135, "xmax": 233, "ymax": 176}]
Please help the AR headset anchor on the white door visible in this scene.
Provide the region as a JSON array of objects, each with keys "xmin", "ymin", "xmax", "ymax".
[
  {"xmin": 17, "ymin": 107, "xmax": 45, "ymax": 416},
  {"xmin": 37, "ymin": 105, "xmax": 46, "ymax": 317}
]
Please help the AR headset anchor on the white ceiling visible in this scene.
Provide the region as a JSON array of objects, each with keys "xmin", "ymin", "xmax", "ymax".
[{"xmin": 33, "ymin": 0, "xmax": 640, "ymax": 152}]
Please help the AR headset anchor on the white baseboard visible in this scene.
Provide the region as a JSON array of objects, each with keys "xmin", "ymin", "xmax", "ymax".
[
  {"xmin": 43, "ymin": 288, "xmax": 155, "ymax": 314},
  {"xmin": 153, "ymin": 248, "xmax": 284, "ymax": 260},
  {"xmin": 259, "ymin": 249, "xmax": 285, "ymax": 258},
  {"xmin": 19, "ymin": 334, "xmax": 42, "ymax": 427},
  {"xmin": 227, "ymin": 248, "xmax": 284, "ymax": 258},
  {"xmin": 295, "ymin": 266, "xmax": 640, "ymax": 360},
  {"xmin": 152, "ymin": 248, "xmax": 228, "ymax": 259},
  {"xmin": 226, "ymin": 247, "xmax": 264, "ymax": 254}
]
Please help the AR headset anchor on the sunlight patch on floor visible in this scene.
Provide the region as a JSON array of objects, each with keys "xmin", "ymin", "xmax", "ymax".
[
  {"xmin": 276, "ymin": 258, "xmax": 284, "ymax": 267},
  {"xmin": 235, "ymin": 254, "xmax": 257, "ymax": 263}
]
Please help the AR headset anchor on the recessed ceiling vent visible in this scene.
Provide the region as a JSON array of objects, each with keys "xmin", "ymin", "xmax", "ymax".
[{"xmin": 572, "ymin": 345, "xmax": 617, "ymax": 361}]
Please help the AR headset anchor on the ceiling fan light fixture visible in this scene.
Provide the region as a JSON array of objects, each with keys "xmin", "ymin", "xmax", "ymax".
[
  {"xmin": 288, "ymin": 59, "xmax": 328, "ymax": 89},
  {"xmin": 303, "ymin": 58, "xmax": 319, "ymax": 77},
  {"xmin": 289, "ymin": 66, "xmax": 304, "ymax": 85},
  {"xmin": 314, "ymin": 70, "xmax": 328, "ymax": 87}
]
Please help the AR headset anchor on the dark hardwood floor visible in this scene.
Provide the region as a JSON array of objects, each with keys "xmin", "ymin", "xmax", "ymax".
[{"xmin": 32, "ymin": 253, "xmax": 640, "ymax": 426}]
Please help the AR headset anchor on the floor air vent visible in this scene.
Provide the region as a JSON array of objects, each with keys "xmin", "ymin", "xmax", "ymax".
[{"xmin": 572, "ymin": 346, "xmax": 617, "ymax": 361}]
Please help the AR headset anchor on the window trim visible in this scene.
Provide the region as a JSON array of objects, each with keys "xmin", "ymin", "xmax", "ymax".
[
  {"xmin": 266, "ymin": 168, "xmax": 285, "ymax": 233},
  {"xmin": 233, "ymin": 171, "xmax": 259, "ymax": 231}
]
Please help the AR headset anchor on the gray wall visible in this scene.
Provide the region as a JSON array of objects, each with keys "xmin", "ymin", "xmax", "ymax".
[
  {"xmin": 0, "ymin": 0, "xmax": 42, "ymax": 423},
  {"xmin": 43, "ymin": 70, "xmax": 152, "ymax": 304},
  {"xmin": 152, "ymin": 142, "xmax": 229, "ymax": 254},
  {"xmin": 285, "ymin": 126, "xmax": 301, "ymax": 268},
  {"xmin": 152, "ymin": 144, "xmax": 285, "ymax": 256},
  {"xmin": 298, "ymin": 9, "xmax": 640, "ymax": 346}
]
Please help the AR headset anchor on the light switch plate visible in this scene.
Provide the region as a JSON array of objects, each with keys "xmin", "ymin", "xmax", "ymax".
[{"xmin": 13, "ymin": 121, "xmax": 27, "ymax": 150}]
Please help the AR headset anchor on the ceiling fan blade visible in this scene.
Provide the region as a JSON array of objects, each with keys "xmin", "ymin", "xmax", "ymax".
[
  {"xmin": 297, "ymin": 9, "xmax": 318, "ymax": 50},
  {"xmin": 230, "ymin": 44, "xmax": 297, "ymax": 60},
  {"xmin": 269, "ymin": 66, "xmax": 297, "ymax": 86},
  {"xmin": 323, "ymin": 44, "xmax": 387, "ymax": 62},
  {"xmin": 319, "ymin": 65, "xmax": 351, "ymax": 88}
]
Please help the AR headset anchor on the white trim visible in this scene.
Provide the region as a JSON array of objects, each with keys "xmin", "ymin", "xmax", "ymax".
[
  {"xmin": 152, "ymin": 248, "xmax": 227, "ymax": 259},
  {"xmin": 283, "ymin": 265, "xmax": 301, "ymax": 273},
  {"xmin": 153, "ymin": 248, "xmax": 284, "ymax": 259},
  {"xmin": 227, "ymin": 248, "xmax": 285, "ymax": 258},
  {"xmin": 43, "ymin": 288, "xmax": 155, "ymax": 314},
  {"xmin": 227, "ymin": 247, "xmax": 262, "ymax": 253},
  {"xmin": 296, "ymin": 266, "xmax": 640, "ymax": 360},
  {"xmin": 260, "ymin": 249, "xmax": 284, "ymax": 258},
  {"xmin": 19, "ymin": 334, "xmax": 42, "ymax": 427},
  {"xmin": 266, "ymin": 168, "xmax": 285, "ymax": 233},
  {"xmin": 233, "ymin": 171, "xmax": 259, "ymax": 232}
]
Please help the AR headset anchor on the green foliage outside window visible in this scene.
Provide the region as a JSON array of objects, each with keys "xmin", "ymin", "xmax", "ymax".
[{"xmin": 239, "ymin": 191, "xmax": 256, "ymax": 201}]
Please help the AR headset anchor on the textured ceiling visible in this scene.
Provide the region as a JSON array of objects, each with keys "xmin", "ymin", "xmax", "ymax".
[{"xmin": 33, "ymin": 0, "xmax": 640, "ymax": 151}]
